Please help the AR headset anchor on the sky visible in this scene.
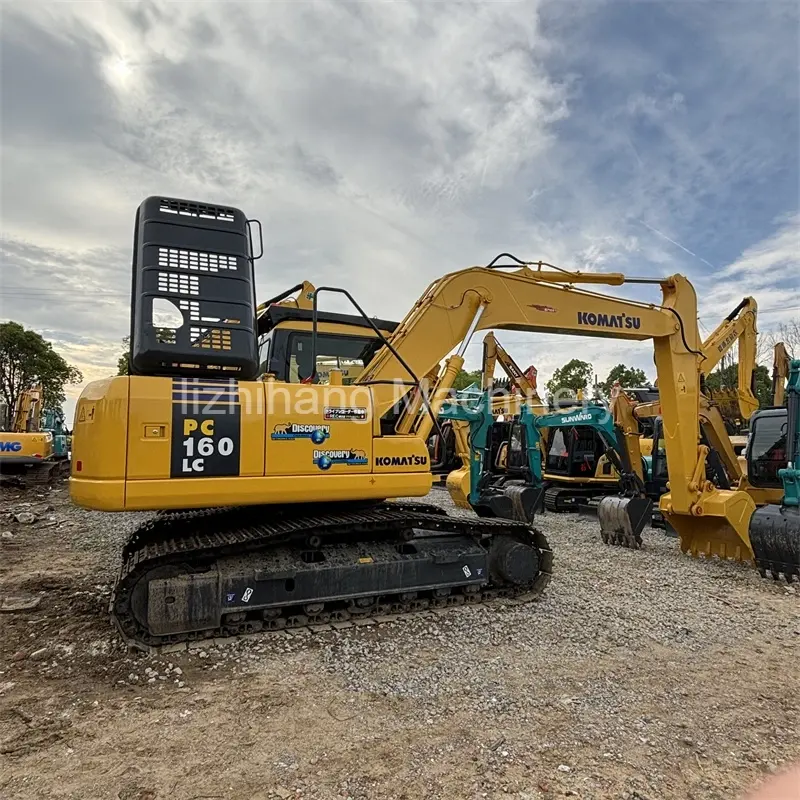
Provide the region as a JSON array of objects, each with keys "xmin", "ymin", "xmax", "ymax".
[{"xmin": 1, "ymin": 0, "xmax": 798, "ymax": 423}]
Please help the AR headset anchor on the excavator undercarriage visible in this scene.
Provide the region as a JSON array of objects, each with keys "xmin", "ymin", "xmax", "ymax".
[{"xmin": 114, "ymin": 501, "xmax": 552, "ymax": 647}]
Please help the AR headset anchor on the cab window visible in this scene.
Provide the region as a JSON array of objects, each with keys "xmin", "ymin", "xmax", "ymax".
[
  {"xmin": 748, "ymin": 414, "xmax": 788, "ymax": 487},
  {"xmin": 286, "ymin": 332, "xmax": 383, "ymax": 384}
]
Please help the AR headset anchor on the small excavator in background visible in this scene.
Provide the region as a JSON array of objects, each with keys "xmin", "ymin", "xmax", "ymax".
[
  {"xmin": 437, "ymin": 340, "xmax": 653, "ymax": 541},
  {"xmin": 734, "ymin": 341, "xmax": 795, "ymax": 507},
  {"xmin": 69, "ymin": 196, "xmax": 800, "ymax": 648},
  {"xmin": 0, "ymin": 386, "xmax": 71, "ymax": 484}
]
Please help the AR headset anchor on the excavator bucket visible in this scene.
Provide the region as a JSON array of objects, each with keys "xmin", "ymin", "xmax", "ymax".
[
  {"xmin": 597, "ymin": 496, "xmax": 653, "ymax": 548},
  {"xmin": 446, "ymin": 465, "xmax": 473, "ymax": 511},
  {"xmin": 748, "ymin": 505, "xmax": 800, "ymax": 581},
  {"xmin": 662, "ymin": 490, "xmax": 756, "ymax": 562}
]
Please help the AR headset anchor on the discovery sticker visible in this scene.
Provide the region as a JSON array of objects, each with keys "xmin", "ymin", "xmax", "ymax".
[
  {"xmin": 271, "ymin": 422, "xmax": 330, "ymax": 443},
  {"xmin": 323, "ymin": 406, "xmax": 368, "ymax": 422},
  {"xmin": 313, "ymin": 448, "xmax": 369, "ymax": 470}
]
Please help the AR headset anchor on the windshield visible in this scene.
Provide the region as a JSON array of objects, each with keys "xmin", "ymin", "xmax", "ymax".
[
  {"xmin": 748, "ymin": 414, "xmax": 788, "ymax": 488},
  {"xmin": 287, "ymin": 331, "xmax": 384, "ymax": 384}
]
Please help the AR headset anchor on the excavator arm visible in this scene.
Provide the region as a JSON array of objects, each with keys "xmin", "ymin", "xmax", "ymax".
[
  {"xmin": 773, "ymin": 342, "xmax": 792, "ymax": 406},
  {"xmin": 12, "ymin": 386, "xmax": 42, "ymax": 433},
  {"xmin": 355, "ymin": 263, "xmax": 778, "ymax": 560},
  {"xmin": 357, "ymin": 265, "xmax": 701, "ymax": 515},
  {"xmin": 701, "ymin": 297, "xmax": 759, "ymax": 422},
  {"xmin": 481, "ymin": 331, "xmax": 546, "ymax": 410}
]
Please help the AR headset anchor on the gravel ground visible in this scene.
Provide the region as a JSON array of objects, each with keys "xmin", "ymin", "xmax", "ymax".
[{"xmin": 0, "ymin": 481, "xmax": 798, "ymax": 800}]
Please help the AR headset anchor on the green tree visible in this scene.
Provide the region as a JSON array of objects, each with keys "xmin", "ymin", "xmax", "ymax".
[
  {"xmin": 705, "ymin": 362, "xmax": 771, "ymax": 409},
  {"xmin": 600, "ymin": 364, "xmax": 648, "ymax": 397},
  {"xmin": 117, "ymin": 336, "xmax": 131, "ymax": 376},
  {"xmin": 452, "ymin": 368, "xmax": 482, "ymax": 391},
  {"xmin": 0, "ymin": 321, "xmax": 83, "ymax": 422},
  {"xmin": 545, "ymin": 359, "xmax": 593, "ymax": 398}
]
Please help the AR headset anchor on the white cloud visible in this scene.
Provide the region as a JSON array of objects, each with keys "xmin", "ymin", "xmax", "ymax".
[{"xmin": 721, "ymin": 213, "xmax": 800, "ymax": 278}]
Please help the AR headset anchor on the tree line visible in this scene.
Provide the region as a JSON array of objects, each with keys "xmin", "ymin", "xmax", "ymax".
[{"xmin": 0, "ymin": 322, "xmax": 82, "ymax": 429}]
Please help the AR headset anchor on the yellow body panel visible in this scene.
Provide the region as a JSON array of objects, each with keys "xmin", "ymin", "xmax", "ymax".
[
  {"xmin": 736, "ymin": 474, "xmax": 783, "ymax": 506},
  {"xmin": 70, "ymin": 375, "xmax": 431, "ymax": 512},
  {"xmin": 0, "ymin": 431, "xmax": 54, "ymax": 463}
]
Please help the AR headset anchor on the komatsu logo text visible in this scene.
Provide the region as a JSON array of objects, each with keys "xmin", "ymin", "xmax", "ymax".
[
  {"xmin": 577, "ymin": 311, "xmax": 641, "ymax": 330},
  {"xmin": 375, "ymin": 455, "xmax": 428, "ymax": 467}
]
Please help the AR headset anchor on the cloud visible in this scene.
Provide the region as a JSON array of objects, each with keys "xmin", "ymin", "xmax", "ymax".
[
  {"xmin": 721, "ymin": 213, "xmax": 800, "ymax": 278},
  {"xmin": 0, "ymin": 0, "xmax": 797, "ymax": 421}
]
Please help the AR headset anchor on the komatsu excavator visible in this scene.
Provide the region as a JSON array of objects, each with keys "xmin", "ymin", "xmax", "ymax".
[{"xmin": 70, "ymin": 197, "xmax": 800, "ymax": 648}]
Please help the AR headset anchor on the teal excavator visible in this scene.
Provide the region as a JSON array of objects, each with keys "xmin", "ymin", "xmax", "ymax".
[{"xmin": 746, "ymin": 359, "xmax": 799, "ymax": 578}]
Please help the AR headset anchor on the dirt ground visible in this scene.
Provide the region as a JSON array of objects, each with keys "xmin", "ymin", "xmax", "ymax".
[{"xmin": 0, "ymin": 480, "xmax": 798, "ymax": 800}]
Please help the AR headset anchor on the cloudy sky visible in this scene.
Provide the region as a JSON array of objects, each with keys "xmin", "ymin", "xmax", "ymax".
[{"xmin": 1, "ymin": 0, "xmax": 798, "ymax": 420}]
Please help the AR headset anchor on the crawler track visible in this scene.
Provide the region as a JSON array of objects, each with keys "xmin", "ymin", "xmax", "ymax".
[
  {"xmin": 544, "ymin": 486, "xmax": 615, "ymax": 513},
  {"xmin": 112, "ymin": 502, "xmax": 553, "ymax": 650}
]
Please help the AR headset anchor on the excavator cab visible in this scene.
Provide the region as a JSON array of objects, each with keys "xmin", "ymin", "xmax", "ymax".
[
  {"xmin": 745, "ymin": 408, "xmax": 789, "ymax": 490},
  {"xmin": 746, "ymin": 360, "xmax": 799, "ymax": 581},
  {"xmin": 256, "ymin": 304, "xmax": 398, "ymax": 385}
]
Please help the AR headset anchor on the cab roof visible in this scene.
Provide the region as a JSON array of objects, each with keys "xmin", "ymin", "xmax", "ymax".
[{"xmin": 257, "ymin": 305, "xmax": 399, "ymax": 338}]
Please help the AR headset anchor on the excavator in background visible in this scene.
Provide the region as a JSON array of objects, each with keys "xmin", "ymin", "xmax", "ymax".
[
  {"xmin": 438, "ymin": 368, "xmax": 653, "ymax": 541},
  {"xmin": 0, "ymin": 386, "xmax": 71, "ymax": 484},
  {"xmin": 773, "ymin": 342, "xmax": 793, "ymax": 407},
  {"xmin": 69, "ymin": 196, "xmax": 800, "ymax": 649},
  {"xmin": 427, "ymin": 332, "xmax": 546, "ymax": 481},
  {"xmin": 433, "ymin": 332, "xmax": 654, "ymax": 517},
  {"xmin": 747, "ymin": 358, "xmax": 799, "ymax": 578},
  {"xmin": 440, "ymin": 298, "xmax": 759, "ymax": 515},
  {"xmin": 734, "ymin": 341, "xmax": 795, "ymax": 507}
]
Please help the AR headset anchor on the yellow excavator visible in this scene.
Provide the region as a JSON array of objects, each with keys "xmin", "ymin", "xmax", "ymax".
[
  {"xmin": 0, "ymin": 385, "xmax": 70, "ymax": 483},
  {"xmin": 69, "ymin": 197, "xmax": 800, "ymax": 648},
  {"xmin": 773, "ymin": 342, "xmax": 793, "ymax": 407}
]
